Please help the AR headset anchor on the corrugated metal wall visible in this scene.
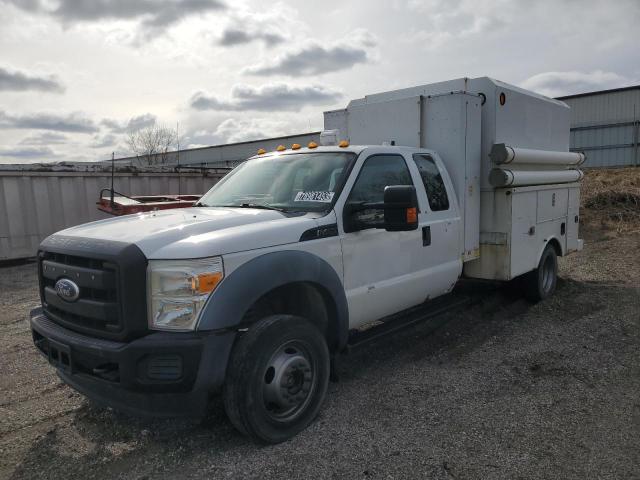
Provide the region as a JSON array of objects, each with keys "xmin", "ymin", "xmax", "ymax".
[
  {"xmin": 561, "ymin": 88, "xmax": 640, "ymax": 168},
  {"xmin": 0, "ymin": 167, "xmax": 227, "ymax": 261}
]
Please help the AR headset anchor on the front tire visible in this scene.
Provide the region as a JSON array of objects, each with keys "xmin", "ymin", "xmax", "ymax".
[
  {"xmin": 523, "ymin": 243, "xmax": 558, "ymax": 302},
  {"xmin": 223, "ymin": 315, "xmax": 330, "ymax": 444}
]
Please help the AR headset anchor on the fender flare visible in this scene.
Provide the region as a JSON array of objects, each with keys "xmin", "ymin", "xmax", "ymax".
[
  {"xmin": 538, "ymin": 235, "xmax": 564, "ymax": 266},
  {"xmin": 197, "ymin": 250, "xmax": 349, "ymax": 350}
]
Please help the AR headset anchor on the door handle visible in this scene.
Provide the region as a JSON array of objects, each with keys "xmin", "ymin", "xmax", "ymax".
[{"xmin": 422, "ymin": 226, "xmax": 431, "ymax": 246}]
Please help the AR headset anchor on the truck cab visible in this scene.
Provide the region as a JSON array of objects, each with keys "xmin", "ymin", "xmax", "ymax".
[{"xmin": 30, "ymin": 77, "xmax": 583, "ymax": 444}]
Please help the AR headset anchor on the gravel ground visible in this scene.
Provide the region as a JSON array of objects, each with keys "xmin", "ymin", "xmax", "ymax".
[{"xmin": 1, "ymin": 227, "xmax": 639, "ymax": 480}]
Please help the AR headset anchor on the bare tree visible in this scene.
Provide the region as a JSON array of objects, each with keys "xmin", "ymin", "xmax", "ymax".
[{"xmin": 126, "ymin": 123, "xmax": 177, "ymax": 165}]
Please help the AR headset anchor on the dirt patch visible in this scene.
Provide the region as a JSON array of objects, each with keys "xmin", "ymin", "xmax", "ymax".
[{"xmin": 580, "ymin": 167, "xmax": 640, "ymax": 238}]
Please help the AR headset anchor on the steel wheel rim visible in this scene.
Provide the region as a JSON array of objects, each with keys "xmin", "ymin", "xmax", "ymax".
[
  {"xmin": 262, "ymin": 340, "xmax": 316, "ymax": 422},
  {"xmin": 541, "ymin": 254, "xmax": 555, "ymax": 293}
]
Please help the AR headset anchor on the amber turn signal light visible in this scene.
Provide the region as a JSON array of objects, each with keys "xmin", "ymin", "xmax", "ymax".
[
  {"xmin": 406, "ymin": 207, "xmax": 418, "ymax": 224},
  {"xmin": 191, "ymin": 272, "xmax": 224, "ymax": 294}
]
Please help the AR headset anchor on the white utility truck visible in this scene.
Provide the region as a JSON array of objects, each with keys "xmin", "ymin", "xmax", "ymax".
[{"xmin": 30, "ymin": 77, "xmax": 584, "ymax": 443}]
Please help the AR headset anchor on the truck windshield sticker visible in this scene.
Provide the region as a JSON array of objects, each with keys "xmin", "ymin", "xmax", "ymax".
[{"xmin": 294, "ymin": 191, "xmax": 335, "ymax": 203}]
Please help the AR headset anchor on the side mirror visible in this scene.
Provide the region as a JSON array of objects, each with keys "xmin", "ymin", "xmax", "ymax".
[
  {"xmin": 383, "ymin": 185, "xmax": 419, "ymax": 231},
  {"xmin": 343, "ymin": 185, "xmax": 419, "ymax": 233}
]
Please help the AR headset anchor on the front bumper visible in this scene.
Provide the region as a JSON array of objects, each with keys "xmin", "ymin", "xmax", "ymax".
[{"xmin": 30, "ymin": 308, "xmax": 236, "ymax": 417}]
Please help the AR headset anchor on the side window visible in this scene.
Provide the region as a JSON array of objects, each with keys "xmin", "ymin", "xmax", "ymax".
[
  {"xmin": 346, "ymin": 154, "xmax": 413, "ymax": 227},
  {"xmin": 412, "ymin": 154, "xmax": 449, "ymax": 211},
  {"xmin": 348, "ymin": 155, "xmax": 413, "ymax": 204}
]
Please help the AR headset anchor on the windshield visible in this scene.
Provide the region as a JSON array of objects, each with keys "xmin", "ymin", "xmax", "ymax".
[{"xmin": 198, "ymin": 152, "xmax": 356, "ymax": 212}]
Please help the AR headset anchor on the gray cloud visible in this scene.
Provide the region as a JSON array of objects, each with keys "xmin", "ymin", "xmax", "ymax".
[
  {"xmin": 101, "ymin": 113, "xmax": 157, "ymax": 133},
  {"xmin": 19, "ymin": 132, "xmax": 68, "ymax": 145},
  {"xmin": 0, "ymin": 146, "xmax": 55, "ymax": 158},
  {"xmin": 5, "ymin": 0, "xmax": 226, "ymax": 30},
  {"xmin": 91, "ymin": 133, "xmax": 118, "ymax": 149},
  {"xmin": 190, "ymin": 83, "xmax": 342, "ymax": 111},
  {"xmin": 218, "ymin": 28, "xmax": 285, "ymax": 47},
  {"xmin": 521, "ymin": 70, "xmax": 635, "ymax": 97},
  {"xmin": 184, "ymin": 116, "xmax": 299, "ymax": 146},
  {"xmin": 0, "ymin": 111, "xmax": 97, "ymax": 133},
  {"xmin": 244, "ymin": 43, "xmax": 371, "ymax": 76},
  {"xmin": 0, "ymin": 66, "xmax": 64, "ymax": 93}
]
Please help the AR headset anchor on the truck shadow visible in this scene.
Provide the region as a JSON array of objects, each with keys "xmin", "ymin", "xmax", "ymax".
[{"xmin": 333, "ymin": 276, "xmax": 607, "ymax": 382}]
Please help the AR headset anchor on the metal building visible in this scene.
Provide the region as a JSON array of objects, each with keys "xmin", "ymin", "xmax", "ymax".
[
  {"xmin": 557, "ymin": 86, "xmax": 640, "ymax": 168},
  {"xmin": 111, "ymin": 131, "xmax": 320, "ymax": 167}
]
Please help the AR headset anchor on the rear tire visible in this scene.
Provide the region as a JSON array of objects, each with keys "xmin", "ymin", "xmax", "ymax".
[
  {"xmin": 523, "ymin": 243, "xmax": 558, "ymax": 303},
  {"xmin": 223, "ymin": 315, "xmax": 330, "ymax": 444}
]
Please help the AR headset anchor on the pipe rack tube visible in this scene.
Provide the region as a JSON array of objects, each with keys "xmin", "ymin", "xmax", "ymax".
[
  {"xmin": 490, "ymin": 143, "xmax": 586, "ymax": 166},
  {"xmin": 489, "ymin": 168, "xmax": 584, "ymax": 187}
]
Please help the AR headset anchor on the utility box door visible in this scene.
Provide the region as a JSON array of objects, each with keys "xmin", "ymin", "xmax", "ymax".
[
  {"xmin": 566, "ymin": 186, "xmax": 580, "ymax": 253},
  {"xmin": 422, "ymin": 93, "xmax": 482, "ymax": 261},
  {"xmin": 347, "ymin": 96, "xmax": 421, "ymax": 147},
  {"xmin": 536, "ymin": 188, "xmax": 569, "ymax": 223},
  {"xmin": 510, "ymin": 190, "xmax": 539, "ymax": 275}
]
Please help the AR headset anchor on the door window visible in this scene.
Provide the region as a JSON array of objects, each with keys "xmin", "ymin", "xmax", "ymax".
[
  {"xmin": 347, "ymin": 154, "xmax": 413, "ymax": 227},
  {"xmin": 412, "ymin": 154, "xmax": 449, "ymax": 211}
]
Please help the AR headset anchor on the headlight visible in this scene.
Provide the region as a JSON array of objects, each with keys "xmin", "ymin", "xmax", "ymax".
[{"xmin": 147, "ymin": 257, "xmax": 224, "ymax": 331}]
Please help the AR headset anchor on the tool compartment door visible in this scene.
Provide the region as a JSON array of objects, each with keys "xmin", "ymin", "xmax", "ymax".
[
  {"xmin": 510, "ymin": 189, "xmax": 539, "ymax": 277},
  {"xmin": 566, "ymin": 185, "xmax": 581, "ymax": 252}
]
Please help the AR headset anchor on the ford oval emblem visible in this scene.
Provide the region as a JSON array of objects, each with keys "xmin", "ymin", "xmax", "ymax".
[{"xmin": 55, "ymin": 278, "xmax": 80, "ymax": 302}]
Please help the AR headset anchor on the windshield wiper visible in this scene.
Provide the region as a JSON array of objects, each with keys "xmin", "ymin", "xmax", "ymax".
[
  {"xmin": 217, "ymin": 203, "xmax": 287, "ymax": 212},
  {"xmin": 240, "ymin": 203, "xmax": 286, "ymax": 212}
]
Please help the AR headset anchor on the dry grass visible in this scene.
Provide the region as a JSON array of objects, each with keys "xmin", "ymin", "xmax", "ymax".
[{"xmin": 581, "ymin": 167, "xmax": 640, "ymax": 235}]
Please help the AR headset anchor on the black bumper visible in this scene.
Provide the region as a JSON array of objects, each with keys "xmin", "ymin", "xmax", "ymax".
[{"xmin": 30, "ymin": 308, "xmax": 236, "ymax": 417}]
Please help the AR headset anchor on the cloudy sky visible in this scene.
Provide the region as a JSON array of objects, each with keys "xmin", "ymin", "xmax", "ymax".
[{"xmin": 0, "ymin": 0, "xmax": 638, "ymax": 163}]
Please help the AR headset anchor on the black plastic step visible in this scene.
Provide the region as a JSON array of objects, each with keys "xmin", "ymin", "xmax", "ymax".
[{"xmin": 346, "ymin": 293, "xmax": 472, "ymax": 352}]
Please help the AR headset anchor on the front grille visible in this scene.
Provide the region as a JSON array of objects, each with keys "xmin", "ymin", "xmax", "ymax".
[
  {"xmin": 40, "ymin": 251, "xmax": 123, "ymax": 335},
  {"xmin": 37, "ymin": 235, "xmax": 149, "ymax": 341}
]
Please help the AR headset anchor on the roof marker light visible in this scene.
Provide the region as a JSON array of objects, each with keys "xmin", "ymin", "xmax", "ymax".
[
  {"xmin": 308, "ymin": 141, "xmax": 318, "ymax": 149},
  {"xmin": 276, "ymin": 145, "xmax": 286, "ymax": 151},
  {"xmin": 291, "ymin": 143, "xmax": 301, "ymax": 150},
  {"xmin": 338, "ymin": 140, "xmax": 349, "ymax": 148},
  {"xmin": 257, "ymin": 148, "xmax": 266, "ymax": 155}
]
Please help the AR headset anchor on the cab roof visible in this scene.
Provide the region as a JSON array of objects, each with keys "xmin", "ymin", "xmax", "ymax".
[{"xmin": 247, "ymin": 144, "xmax": 432, "ymax": 160}]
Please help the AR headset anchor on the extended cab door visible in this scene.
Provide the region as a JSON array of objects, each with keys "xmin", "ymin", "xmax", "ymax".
[
  {"xmin": 410, "ymin": 152, "xmax": 462, "ymax": 297},
  {"xmin": 336, "ymin": 149, "xmax": 461, "ymax": 329}
]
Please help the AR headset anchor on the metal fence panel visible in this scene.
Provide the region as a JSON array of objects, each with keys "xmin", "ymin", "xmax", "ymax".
[{"xmin": 0, "ymin": 167, "xmax": 226, "ymax": 260}]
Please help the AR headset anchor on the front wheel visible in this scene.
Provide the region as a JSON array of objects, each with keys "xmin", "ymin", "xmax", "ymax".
[
  {"xmin": 223, "ymin": 315, "xmax": 330, "ymax": 444},
  {"xmin": 523, "ymin": 243, "xmax": 558, "ymax": 302}
]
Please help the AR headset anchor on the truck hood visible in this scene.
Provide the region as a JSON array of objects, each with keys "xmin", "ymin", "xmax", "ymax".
[{"xmin": 57, "ymin": 207, "xmax": 323, "ymax": 259}]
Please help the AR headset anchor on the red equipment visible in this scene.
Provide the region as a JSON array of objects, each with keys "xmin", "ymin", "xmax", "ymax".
[{"xmin": 97, "ymin": 189, "xmax": 201, "ymax": 216}]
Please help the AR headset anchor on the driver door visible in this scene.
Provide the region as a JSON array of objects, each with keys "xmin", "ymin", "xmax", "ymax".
[{"xmin": 337, "ymin": 152, "xmax": 426, "ymax": 328}]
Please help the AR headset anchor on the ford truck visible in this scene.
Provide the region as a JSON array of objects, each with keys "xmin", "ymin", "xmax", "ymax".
[{"xmin": 30, "ymin": 77, "xmax": 584, "ymax": 443}]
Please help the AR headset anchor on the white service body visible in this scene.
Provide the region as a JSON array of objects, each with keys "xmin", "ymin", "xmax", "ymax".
[{"xmin": 325, "ymin": 76, "xmax": 584, "ymax": 282}]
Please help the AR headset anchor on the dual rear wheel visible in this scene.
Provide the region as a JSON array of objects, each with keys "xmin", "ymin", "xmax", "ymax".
[{"xmin": 522, "ymin": 243, "xmax": 558, "ymax": 302}]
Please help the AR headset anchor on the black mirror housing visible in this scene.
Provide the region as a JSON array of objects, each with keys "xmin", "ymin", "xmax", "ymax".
[{"xmin": 383, "ymin": 185, "xmax": 419, "ymax": 231}]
